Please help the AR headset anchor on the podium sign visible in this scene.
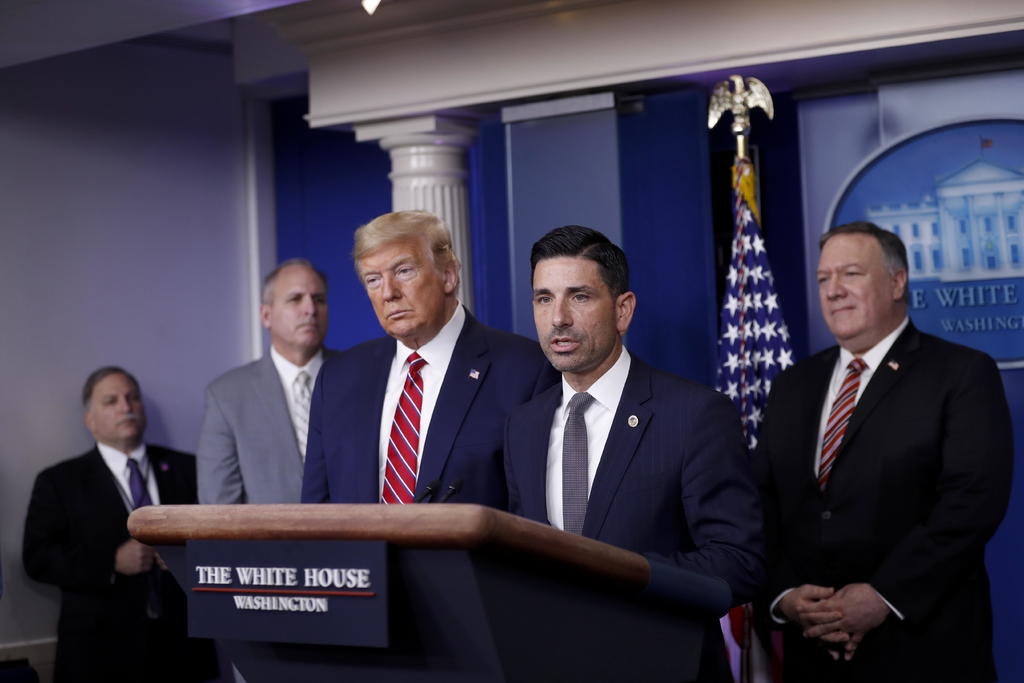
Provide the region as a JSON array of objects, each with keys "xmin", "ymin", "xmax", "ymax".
[{"xmin": 186, "ymin": 539, "xmax": 388, "ymax": 647}]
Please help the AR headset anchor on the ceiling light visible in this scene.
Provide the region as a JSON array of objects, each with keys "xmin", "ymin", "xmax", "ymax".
[{"xmin": 361, "ymin": 0, "xmax": 381, "ymax": 15}]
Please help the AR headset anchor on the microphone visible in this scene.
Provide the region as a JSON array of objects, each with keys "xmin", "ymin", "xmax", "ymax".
[
  {"xmin": 413, "ymin": 479, "xmax": 442, "ymax": 503},
  {"xmin": 437, "ymin": 479, "xmax": 463, "ymax": 503}
]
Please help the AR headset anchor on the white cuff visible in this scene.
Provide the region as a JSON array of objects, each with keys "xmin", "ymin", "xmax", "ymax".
[
  {"xmin": 871, "ymin": 586, "xmax": 904, "ymax": 620},
  {"xmin": 769, "ymin": 588, "xmax": 795, "ymax": 624}
]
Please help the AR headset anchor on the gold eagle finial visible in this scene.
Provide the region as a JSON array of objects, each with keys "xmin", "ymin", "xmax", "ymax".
[{"xmin": 708, "ymin": 75, "xmax": 774, "ymax": 159}]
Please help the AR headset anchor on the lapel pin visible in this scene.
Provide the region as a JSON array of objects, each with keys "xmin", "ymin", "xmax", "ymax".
[
  {"xmin": 160, "ymin": 462, "xmax": 169, "ymax": 472},
  {"xmin": 887, "ymin": 360, "xmax": 900, "ymax": 371},
  {"xmin": 627, "ymin": 415, "xmax": 639, "ymax": 428},
  {"xmin": 468, "ymin": 369, "xmax": 480, "ymax": 380}
]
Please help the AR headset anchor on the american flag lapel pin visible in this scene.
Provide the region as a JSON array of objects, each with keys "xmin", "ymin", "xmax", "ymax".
[
  {"xmin": 469, "ymin": 369, "xmax": 480, "ymax": 380},
  {"xmin": 887, "ymin": 360, "xmax": 900, "ymax": 371}
]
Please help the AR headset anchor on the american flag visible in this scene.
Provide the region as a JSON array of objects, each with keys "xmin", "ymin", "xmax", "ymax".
[
  {"xmin": 715, "ymin": 157, "xmax": 794, "ymax": 452},
  {"xmin": 715, "ymin": 156, "xmax": 791, "ymax": 683}
]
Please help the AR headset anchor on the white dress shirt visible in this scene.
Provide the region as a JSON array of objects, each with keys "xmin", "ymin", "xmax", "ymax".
[
  {"xmin": 812, "ymin": 317, "xmax": 909, "ymax": 473},
  {"xmin": 97, "ymin": 442, "xmax": 160, "ymax": 511},
  {"xmin": 771, "ymin": 317, "xmax": 909, "ymax": 623},
  {"xmin": 545, "ymin": 347, "xmax": 631, "ymax": 531},
  {"xmin": 377, "ymin": 304, "xmax": 466, "ymax": 497},
  {"xmin": 270, "ymin": 346, "xmax": 324, "ymax": 432}
]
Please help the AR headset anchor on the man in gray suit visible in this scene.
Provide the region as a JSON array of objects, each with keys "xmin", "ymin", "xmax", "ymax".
[{"xmin": 197, "ymin": 259, "xmax": 332, "ymax": 504}]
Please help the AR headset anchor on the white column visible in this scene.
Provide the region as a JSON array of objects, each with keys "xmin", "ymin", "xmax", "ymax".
[{"xmin": 354, "ymin": 116, "xmax": 477, "ymax": 309}]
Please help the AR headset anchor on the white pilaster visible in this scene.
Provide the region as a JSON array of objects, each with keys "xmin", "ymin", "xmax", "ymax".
[{"xmin": 355, "ymin": 116, "xmax": 477, "ymax": 309}]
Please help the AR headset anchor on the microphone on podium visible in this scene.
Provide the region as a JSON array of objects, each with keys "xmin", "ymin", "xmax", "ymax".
[
  {"xmin": 413, "ymin": 480, "xmax": 442, "ymax": 503},
  {"xmin": 437, "ymin": 479, "xmax": 463, "ymax": 503}
]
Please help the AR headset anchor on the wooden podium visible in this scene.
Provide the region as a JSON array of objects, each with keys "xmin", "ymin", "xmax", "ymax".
[{"xmin": 130, "ymin": 504, "xmax": 727, "ymax": 683}]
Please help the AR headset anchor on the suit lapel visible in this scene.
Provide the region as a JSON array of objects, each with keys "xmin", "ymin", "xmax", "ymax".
[
  {"xmin": 149, "ymin": 446, "xmax": 185, "ymax": 505},
  {"xmin": 520, "ymin": 385, "xmax": 561, "ymax": 524},
  {"xmin": 582, "ymin": 358, "xmax": 653, "ymax": 539},
  {"xmin": 803, "ymin": 349, "xmax": 838, "ymax": 491},
  {"xmin": 839, "ymin": 324, "xmax": 921, "ymax": 453},
  {"xmin": 356, "ymin": 339, "xmax": 395, "ymax": 500},
  {"xmin": 253, "ymin": 354, "xmax": 301, "ymax": 461},
  {"xmin": 418, "ymin": 313, "xmax": 489, "ymax": 493},
  {"xmin": 83, "ymin": 448, "xmax": 133, "ymax": 520}
]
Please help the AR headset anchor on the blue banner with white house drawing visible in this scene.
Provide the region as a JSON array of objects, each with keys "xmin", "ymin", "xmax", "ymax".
[{"xmin": 831, "ymin": 119, "xmax": 1024, "ymax": 367}]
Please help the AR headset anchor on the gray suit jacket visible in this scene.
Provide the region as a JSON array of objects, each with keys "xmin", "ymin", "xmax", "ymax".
[{"xmin": 197, "ymin": 351, "xmax": 335, "ymax": 504}]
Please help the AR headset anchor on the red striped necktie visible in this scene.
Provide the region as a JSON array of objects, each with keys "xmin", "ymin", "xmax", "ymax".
[
  {"xmin": 817, "ymin": 358, "xmax": 867, "ymax": 491},
  {"xmin": 382, "ymin": 352, "xmax": 426, "ymax": 504}
]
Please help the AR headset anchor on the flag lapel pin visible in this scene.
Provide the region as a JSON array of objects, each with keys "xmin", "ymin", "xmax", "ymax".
[{"xmin": 469, "ymin": 369, "xmax": 480, "ymax": 380}]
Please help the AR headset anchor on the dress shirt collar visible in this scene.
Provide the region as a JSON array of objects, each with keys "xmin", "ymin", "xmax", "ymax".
[
  {"xmin": 558, "ymin": 346, "xmax": 631, "ymax": 417},
  {"xmin": 394, "ymin": 302, "xmax": 466, "ymax": 367},
  {"xmin": 837, "ymin": 316, "xmax": 909, "ymax": 373},
  {"xmin": 97, "ymin": 440, "xmax": 147, "ymax": 465},
  {"xmin": 270, "ymin": 345, "xmax": 324, "ymax": 385}
]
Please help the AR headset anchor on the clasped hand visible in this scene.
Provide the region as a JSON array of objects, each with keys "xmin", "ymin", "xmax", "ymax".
[{"xmin": 778, "ymin": 583, "xmax": 890, "ymax": 661}]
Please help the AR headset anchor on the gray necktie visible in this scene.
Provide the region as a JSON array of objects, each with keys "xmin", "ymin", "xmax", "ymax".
[
  {"xmin": 562, "ymin": 392, "xmax": 595, "ymax": 535},
  {"xmin": 292, "ymin": 370, "xmax": 312, "ymax": 459}
]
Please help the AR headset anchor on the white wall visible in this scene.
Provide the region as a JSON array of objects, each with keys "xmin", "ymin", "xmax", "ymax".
[{"xmin": 0, "ymin": 39, "xmax": 256, "ymax": 667}]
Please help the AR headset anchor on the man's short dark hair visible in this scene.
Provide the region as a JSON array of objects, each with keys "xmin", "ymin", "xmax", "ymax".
[
  {"xmin": 820, "ymin": 221, "xmax": 909, "ymax": 274},
  {"xmin": 82, "ymin": 366, "xmax": 140, "ymax": 407},
  {"xmin": 261, "ymin": 258, "xmax": 328, "ymax": 305},
  {"xmin": 530, "ymin": 226, "xmax": 630, "ymax": 297}
]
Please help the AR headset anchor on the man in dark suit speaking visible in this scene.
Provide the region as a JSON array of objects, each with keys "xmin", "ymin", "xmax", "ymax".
[
  {"xmin": 756, "ymin": 222, "xmax": 1013, "ymax": 682},
  {"xmin": 302, "ymin": 211, "xmax": 557, "ymax": 506},
  {"xmin": 23, "ymin": 367, "xmax": 215, "ymax": 683},
  {"xmin": 503, "ymin": 226, "xmax": 764, "ymax": 681}
]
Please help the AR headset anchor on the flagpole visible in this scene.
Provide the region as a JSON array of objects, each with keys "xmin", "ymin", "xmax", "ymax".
[{"xmin": 709, "ymin": 75, "xmax": 788, "ymax": 683}]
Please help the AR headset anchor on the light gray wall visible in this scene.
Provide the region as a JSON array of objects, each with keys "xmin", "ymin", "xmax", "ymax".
[{"xmin": 0, "ymin": 39, "xmax": 255, "ymax": 651}]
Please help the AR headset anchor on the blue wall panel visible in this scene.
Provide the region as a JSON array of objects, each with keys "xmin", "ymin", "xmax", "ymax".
[
  {"xmin": 467, "ymin": 118, "xmax": 512, "ymax": 331},
  {"xmin": 618, "ymin": 90, "xmax": 718, "ymax": 385},
  {"xmin": 272, "ymin": 97, "xmax": 392, "ymax": 352},
  {"xmin": 506, "ymin": 109, "xmax": 622, "ymax": 338}
]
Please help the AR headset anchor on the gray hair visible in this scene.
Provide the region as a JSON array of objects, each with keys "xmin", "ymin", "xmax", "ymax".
[
  {"xmin": 261, "ymin": 258, "xmax": 328, "ymax": 305},
  {"xmin": 82, "ymin": 366, "xmax": 140, "ymax": 407},
  {"xmin": 821, "ymin": 221, "xmax": 909, "ymax": 303}
]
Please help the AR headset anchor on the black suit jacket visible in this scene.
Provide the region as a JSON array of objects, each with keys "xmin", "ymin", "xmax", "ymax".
[
  {"xmin": 756, "ymin": 323, "xmax": 1013, "ymax": 683},
  {"xmin": 505, "ymin": 355, "xmax": 765, "ymax": 681},
  {"xmin": 23, "ymin": 445, "xmax": 216, "ymax": 683}
]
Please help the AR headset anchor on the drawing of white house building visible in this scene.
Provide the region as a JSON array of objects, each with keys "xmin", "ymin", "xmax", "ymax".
[{"xmin": 865, "ymin": 159, "xmax": 1024, "ymax": 282}]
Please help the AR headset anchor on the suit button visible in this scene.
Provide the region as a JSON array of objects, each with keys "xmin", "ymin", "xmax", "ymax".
[{"xmin": 821, "ymin": 510, "xmax": 832, "ymax": 520}]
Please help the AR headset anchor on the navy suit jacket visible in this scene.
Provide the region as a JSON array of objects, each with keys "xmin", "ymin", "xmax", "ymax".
[
  {"xmin": 302, "ymin": 310, "xmax": 559, "ymax": 507},
  {"xmin": 756, "ymin": 324, "xmax": 1012, "ymax": 683},
  {"xmin": 504, "ymin": 354, "xmax": 765, "ymax": 606}
]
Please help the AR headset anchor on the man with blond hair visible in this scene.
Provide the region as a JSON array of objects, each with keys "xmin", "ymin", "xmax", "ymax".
[{"xmin": 302, "ymin": 210, "xmax": 558, "ymax": 506}]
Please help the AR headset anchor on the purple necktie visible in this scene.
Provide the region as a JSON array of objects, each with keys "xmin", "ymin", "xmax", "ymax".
[
  {"xmin": 126, "ymin": 458, "xmax": 153, "ymax": 508},
  {"xmin": 126, "ymin": 457, "xmax": 161, "ymax": 617}
]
